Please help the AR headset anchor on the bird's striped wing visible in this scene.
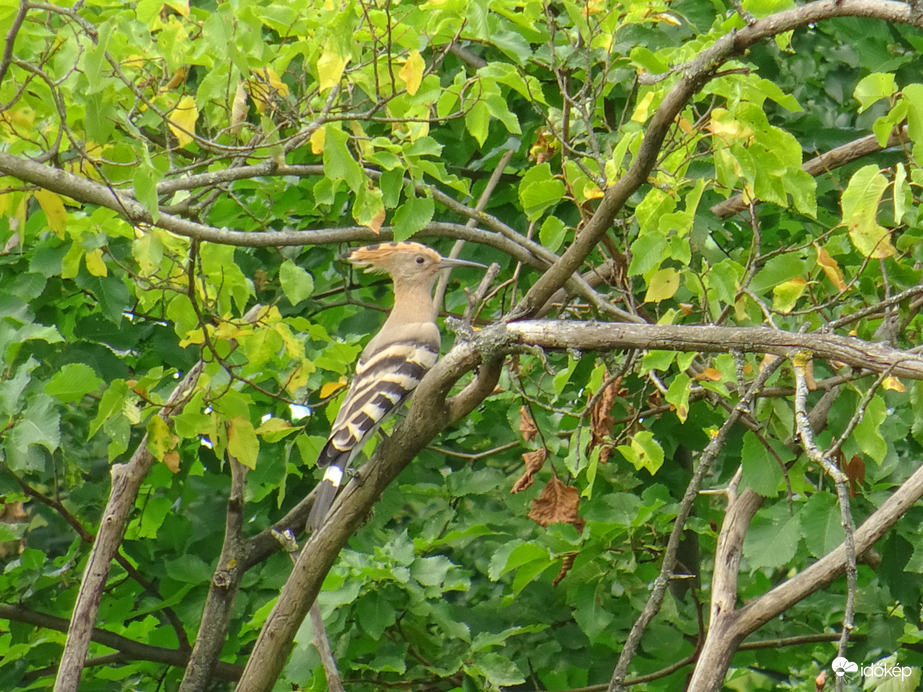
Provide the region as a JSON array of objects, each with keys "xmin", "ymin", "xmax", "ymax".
[{"xmin": 307, "ymin": 340, "xmax": 439, "ymax": 530}]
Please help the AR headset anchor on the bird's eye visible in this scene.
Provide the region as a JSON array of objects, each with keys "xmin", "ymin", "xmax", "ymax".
[{"xmin": 415, "ymin": 256, "xmax": 425, "ymax": 264}]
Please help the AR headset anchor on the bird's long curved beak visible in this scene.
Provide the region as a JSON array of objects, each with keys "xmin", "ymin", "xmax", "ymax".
[{"xmin": 439, "ymin": 257, "xmax": 486, "ymax": 270}]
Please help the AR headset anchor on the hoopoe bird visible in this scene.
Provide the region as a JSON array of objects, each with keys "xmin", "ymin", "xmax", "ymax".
[{"xmin": 307, "ymin": 242, "xmax": 484, "ymax": 530}]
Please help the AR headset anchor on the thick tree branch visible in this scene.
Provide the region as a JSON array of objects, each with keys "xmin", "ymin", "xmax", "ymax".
[
  {"xmin": 507, "ymin": 321, "xmax": 923, "ymax": 380},
  {"xmin": 685, "ymin": 459, "xmax": 923, "ymax": 691},
  {"xmin": 178, "ymin": 456, "xmax": 249, "ymax": 691},
  {"xmin": 0, "ymin": 153, "xmax": 538, "ymax": 263}
]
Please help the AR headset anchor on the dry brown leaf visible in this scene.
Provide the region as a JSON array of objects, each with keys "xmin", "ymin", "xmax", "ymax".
[
  {"xmin": 528, "ymin": 476, "xmax": 585, "ymax": 532},
  {"xmin": 552, "ymin": 552, "xmax": 577, "ymax": 587},
  {"xmin": 163, "ymin": 450, "xmax": 181, "ymax": 474},
  {"xmin": 843, "ymin": 454, "xmax": 866, "ymax": 497},
  {"xmin": 588, "ymin": 376, "xmax": 622, "ymax": 464},
  {"xmin": 519, "ymin": 405, "xmax": 538, "ymax": 442},
  {"xmin": 804, "ymin": 358, "xmax": 816, "ymax": 390},
  {"xmin": 511, "ymin": 448, "xmax": 548, "ymax": 494}
]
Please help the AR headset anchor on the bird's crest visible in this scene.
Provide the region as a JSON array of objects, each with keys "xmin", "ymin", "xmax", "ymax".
[{"xmin": 346, "ymin": 242, "xmax": 440, "ymax": 273}]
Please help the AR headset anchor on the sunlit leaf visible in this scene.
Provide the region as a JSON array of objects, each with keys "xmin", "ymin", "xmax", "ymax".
[
  {"xmin": 168, "ymin": 95, "xmax": 198, "ymax": 147},
  {"xmin": 398, "ymin": 50, "xmax": 425, "ymax": 96}
]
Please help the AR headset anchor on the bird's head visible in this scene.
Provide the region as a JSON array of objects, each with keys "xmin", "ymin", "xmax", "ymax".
[{"xmin": 345, "ymin": 242, "xmax": 483, "ymax": 287}]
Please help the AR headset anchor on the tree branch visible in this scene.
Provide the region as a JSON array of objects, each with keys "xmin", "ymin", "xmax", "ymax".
[
  {"xmin": 178, "ymin": 455, "xmax": 249, "ymax": 691},
  {"xmin": 507, "ymin": 321, "xmax": 923, "ymax": 380}
]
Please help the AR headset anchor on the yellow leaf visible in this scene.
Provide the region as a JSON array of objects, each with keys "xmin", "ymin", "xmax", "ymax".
[
  {"xmin": 398, "ymin": 50, "xmax": 425, "ymax": 96},
  {"xmin": 320, "ymin": 377, "xmax": 347, "ymax": 399},
  {"xmin": 848, "ymin": 221, "xmax": 896, "ymax": 258},
  {"xmin": 168, "ymin": 95, "xmax": 198, "ymax": 147},
  {"xmin": 285, "ymin": 360, "xmax": 312, "ymax": 395},
  {"xmin": 883, "ymin": 376, "xmax": 905, "ymax": 392},
  {"xmin": 146, "ymin": 415, "xmax": 177, "ymax": 461},
  {"xmin": 815, "ymin": 243, "xmax": 846, "ymax": 291},
  {"xmin": 644, "ymin": 268, "xmax": 680, "ymax": 302},
  {"xmin": 163, "ymin": 66, "xmax": 188, "ymax": 90},
  {"xmin": 653, "ymin": 12, "xmax": 681, "ymax": 25},
  {"xmin": 85, "ymin": 247, "xmax": 108, "ymax": 277},
  {"xmin": 230, "ymin": 82, "xmax": 247, "ymax": 136},
  {"xmin": 317, "ymin": 46, "xmax": 348, "ymax": 92},
  {"xmin": 697, "ymin": 368, "xmax": 723, "ymax": 381},
  {"xmin": 33, "ymin": 189, "xmax": 67, "ymax": 235},
  {"xmin": 709, "ymin": 108, "xmax": 754, "ymax": 143},
  {"xmin": 310, "ymin": 126, "xmax": 326, "ymax": 154},
  {"xmin": 163, "ymin": 450, "xmax": 181, "ymax": 473},
  {"xmin": 630, "ymin": 92, "xmax": 655, "ymax": 123},
  {"xmin": 227, "ymin": 416, "xmax": 259, "ymax": 469},
  {"xmin": 772, "ymin": 277, "xmax": 808, "ymax": 313},
  {"xmin": 164, "ymin": 0, "xmax": 189, "ymax": 17}
]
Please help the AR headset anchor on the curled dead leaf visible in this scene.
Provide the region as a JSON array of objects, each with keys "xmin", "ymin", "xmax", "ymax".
[
  {"xmin": 511, "ymin": 448, "xmax": 548, "ymax": 494},
  {"xmin": 552, "ymin": 552, "xmax": 577, "ymax": 587},
  {"xmin": 528, "ymin": 476, "xmax": 585, "ymax": 533},
  {"xmin": 519, "ymin": 405, "xmax": 538, "ymax": 442},
  {"xmin": 588, "ymin": 376, "xmax": 622, "ymax": 464}
]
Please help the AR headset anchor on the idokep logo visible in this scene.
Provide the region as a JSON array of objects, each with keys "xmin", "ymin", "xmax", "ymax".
[
  {"xmin": 831, "ymin": 655, "xmax": 916, "ymax": 682},
  {"xmin": 831, "ymin": 657, "xmax": 858, "ymax": 677}
]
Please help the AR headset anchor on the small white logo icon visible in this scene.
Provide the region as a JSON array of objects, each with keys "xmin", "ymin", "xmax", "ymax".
[{"xmin": 832, "ymin": 657, "xmax": 859, "ymax": 677}]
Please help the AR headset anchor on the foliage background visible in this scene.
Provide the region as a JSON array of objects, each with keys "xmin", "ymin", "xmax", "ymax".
[{"xmin": 2, "ymin": 0, "xmax": 923, "ymax": 690}]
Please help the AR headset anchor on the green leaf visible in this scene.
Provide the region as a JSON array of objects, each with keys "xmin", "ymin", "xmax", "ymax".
[
  {"xmin": 90, "ymin": 380, "xmax": 129, "ymax": 439},
  {"xmin": 664, "ymin": 372, "xmax": 691, "ymax": 423},
  {"xmin": 355, "ymin": 591, "xmax": 397, "ymax": 640},
  {"xmin": 133, "ymin": 146, "xmax": 162, "ymax": 223},
  {"xmin": 227, "ymin": 416, "xmax": 259, "ymax": 468},
  {"xmin": 279, "ymin": 260, "xmax": 314, "ymax": 305},
  {"xmin": 465, "ymin": 100, "xmax": 490, "ymax": 147},
  {"xmin": 743, "ymin": 503, "xmax": 801, "ymax": 570},
  {"xmin": 518, "ymin": 163, "xmax": 565, "ymax": 221},
  {"xmin": 323, "ymin": 127, "xmax": 365, "ymax": 193},
  {"xmin": 854, "ymin": 394, "xmax": 887, "ymax": 464},
  {"xmin": 800, "ymin": 493, "xmax": 845, "ymax": 558},
  {"xmin": 44, "ymin": 363, "xmax": 103, "ymax": 402},
  {"xmin": 855, "ymin": 72, "xmax": 896, "ymax": 113},
  {"xmin": 539, "ymin": 216, "xmax": 567, "ymax": 253},
  {"xmin": 841, "ymin": 164, "xmax": 895, "ymax": 258},
  {"xmin": 740, "ymin": 432, "xmax": 785, "ymax": 497},
  {"xmin": 4, "ymin": 394, "xmax": 61, "ymax": 471},
  {"xmin": 487, "ymin": 540, "xmax": 551, "ymax": 582},
  {"xmin": 772, "ymin": 277, "xmax": 808, "ymax": 313},
  {"xmin": 391, "ymin": 192, "xmax": 434, "ymax": 242},
  {"xmin": 616, "ymin": 430, "xmax": 664, "ymax": 475}
]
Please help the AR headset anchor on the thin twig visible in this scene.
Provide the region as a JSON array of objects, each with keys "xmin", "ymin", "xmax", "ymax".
[{"xmin": 792, "ymin": 352, "xmax": 857, "ymax": 692}]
